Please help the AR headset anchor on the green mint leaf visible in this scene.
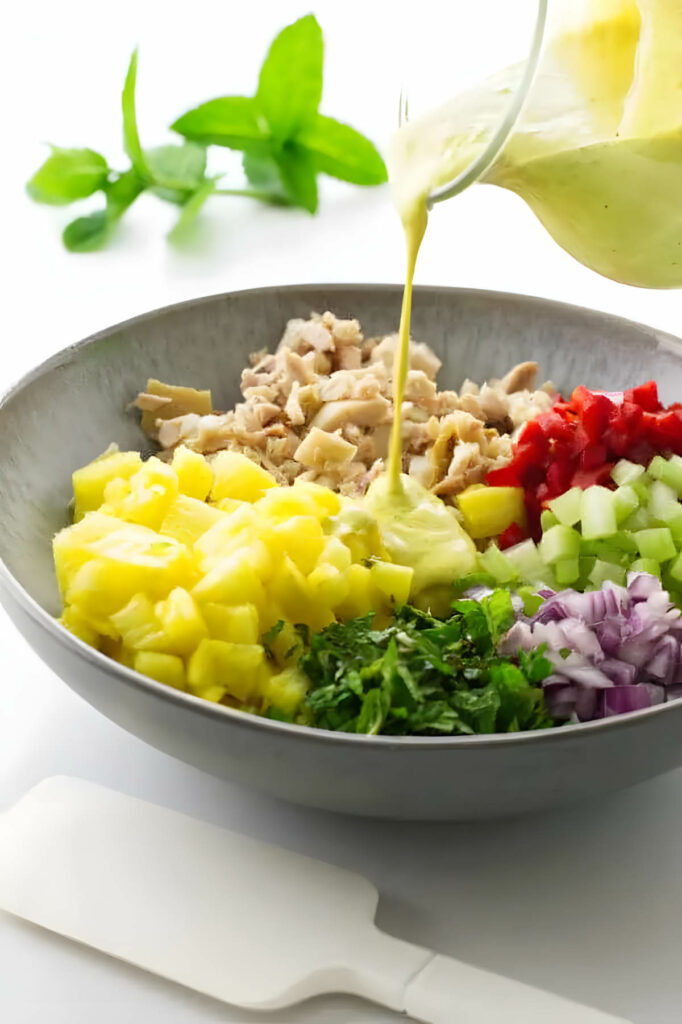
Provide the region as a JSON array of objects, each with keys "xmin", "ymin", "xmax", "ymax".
[
  {"xmin": 27, "ymin": 147, "xmax": 109, "ymax": 205},
  {"xmin": 168, "ymin": 177, "xmax": 218, "ymax": 242},
  {"xmin": 62, "ymin": 210, "xmax": 110, "ymax": 252},
  {"xmin": 297, "ymin": 115, "xmax": 388, "ymax": 185},
  {"xmin": 145, "ymin": 143, "xmax": 207, "ymax": 192},
  {"xmin": 242, "ymin": 152, "xmax": 289, "ymax": 199},
  {"xmin": 105, "ymin": 168, "xmax": 145, "ymax": 219},
  {"xmin": 257, "ymin": 14, "xmax": 323, "ymax": 140},
  {"xmin": 63, "ymin": 169, "xmax": 145, "ymax": 252},
  {"xmin": 274, "ymin": 142, "xmax": 318, "ymax": 212},
  {"xmin": 122, "ymin": 49, "xmax": 151, "ymax": 179},
  {"xmin": 171, "ymin": 96, "xmax": 269, "ymax": 152},
  {"xmin": 481, "ymin": 589, "xmax": 515, "ymax": 643}
]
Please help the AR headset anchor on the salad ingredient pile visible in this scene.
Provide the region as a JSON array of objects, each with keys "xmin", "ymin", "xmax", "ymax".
[
  {"xmin": 500, "ymin": 573, "xmax": 682, "ymax": 721},
  {"xmin": 302, "ymin": 593, "xmax": 553, "ymax": 735},
  {"xmin": 53, "ymin": 312, "xmax": 682, "ymax": 736},
  {"xmin": 136, "ymin": 312, "xmax": 554, "ymax": 502}
]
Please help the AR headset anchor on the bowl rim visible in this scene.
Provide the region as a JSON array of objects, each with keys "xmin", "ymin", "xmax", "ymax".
[{"xmin": 2, "ymin": 281, "xmax": 682, "ymax": 752}]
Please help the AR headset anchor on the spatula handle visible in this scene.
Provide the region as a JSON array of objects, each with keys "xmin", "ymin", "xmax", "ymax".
[{"xmin": 402, "ymin": 953, "xmax": 632, "ymax": 1024}]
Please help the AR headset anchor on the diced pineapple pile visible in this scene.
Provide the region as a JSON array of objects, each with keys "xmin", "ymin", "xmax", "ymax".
[{"xmin": 54, "ymin": 446, "xmax": 414, "ymax": 716}]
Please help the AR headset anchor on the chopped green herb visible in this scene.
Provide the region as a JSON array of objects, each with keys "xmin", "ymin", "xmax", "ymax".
[{"xmin": 300, "ymin": 596, "xmax": 554, "ymax": 736}]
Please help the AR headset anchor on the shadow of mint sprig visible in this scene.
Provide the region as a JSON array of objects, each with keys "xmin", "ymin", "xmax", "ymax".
[{"xmin": 26, "ymin": 15, "xmax": 387, "ymax": 252}]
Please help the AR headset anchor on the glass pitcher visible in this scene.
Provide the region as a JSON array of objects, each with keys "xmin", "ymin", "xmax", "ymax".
[{"xmin": 392, "ymin": 0, "xmax": 682, "ymax": 289}]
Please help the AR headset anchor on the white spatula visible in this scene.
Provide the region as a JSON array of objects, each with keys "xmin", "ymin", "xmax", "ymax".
[{"xmin": 0, "ymin": 777, "xmax": 630, "ymax": 1023}]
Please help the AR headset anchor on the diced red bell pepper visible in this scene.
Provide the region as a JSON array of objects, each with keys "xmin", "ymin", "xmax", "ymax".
[
  {"xmin": 498, "ymin": 522, "xmax": 526, "ymax": 549},
  {"xmin": 579, "ymin": 444, "xmax": 608, "ymax": 470},
  {"xmin": 545, "ymin": 459, "xmax": 574, "ymax": 496},
  {"xmin": 571, "ymin": 386, "xmax": 613, "ymax": 444},
  {"xmin": 486, "ymin": 379, "xmax": 682, "ymax": 537},
  {"xmin": 570, "ymin": 464, "xmax": 615, "ymax": 490},
  {"xmin": 486, "ymin": 464, "xmax": 521, "ymax": 487},
  {"xmin": 624, "ymin": 380, "xmax": 661, "ymax": 412}
]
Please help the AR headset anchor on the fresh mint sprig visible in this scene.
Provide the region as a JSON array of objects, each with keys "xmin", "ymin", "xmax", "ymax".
[{"xmin": 26, "ymin": 15, "xmax": 387, "ymax": 252}]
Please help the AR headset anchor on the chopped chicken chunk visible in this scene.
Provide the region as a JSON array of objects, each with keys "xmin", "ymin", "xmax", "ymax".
[{"xmin": 136, "ymin": 311, "xmax": 555, "ymax": 502}]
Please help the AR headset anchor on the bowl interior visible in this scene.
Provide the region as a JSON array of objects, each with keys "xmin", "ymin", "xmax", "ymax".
[{"xmin": 1, "ymin": 284, "xmax": 680, "ymax": 617}]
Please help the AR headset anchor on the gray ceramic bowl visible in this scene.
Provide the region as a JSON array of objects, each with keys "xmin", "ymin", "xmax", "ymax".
[{"xmin": 2, "ymin": 284, "xmax": 682, "ymax": 821}]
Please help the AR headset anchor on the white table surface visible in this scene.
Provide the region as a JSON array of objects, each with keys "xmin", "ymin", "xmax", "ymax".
[{"xmin": 2, "ymin": 2, "xmax": 681, "ymax": 1021}]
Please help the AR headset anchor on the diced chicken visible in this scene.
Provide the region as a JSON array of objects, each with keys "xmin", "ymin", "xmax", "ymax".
[
  {"xmin": 294, "ymin": 427, "xmax": 358, "ymax": 469},
  {"xmin": 138, "ymin": 313, "xmax": 552, "ymax": 502},
  {"xmin": 497, "ymin": 360, "xmax": 539, "ymax": 394},
  {"xmin": 135, "ymin": 379, "xmax": 212, "ymax": 438},
  {"xmin": 310, "ymin": 396, "xmax": 391, "ymax": 432}
]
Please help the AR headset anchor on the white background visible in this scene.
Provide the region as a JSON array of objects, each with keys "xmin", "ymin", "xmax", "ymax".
[{"xmin": 1, "ymin": 1, "xmax": 681, "ymax": 1021}]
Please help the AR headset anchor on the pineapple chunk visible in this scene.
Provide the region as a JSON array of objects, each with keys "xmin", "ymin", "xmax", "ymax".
[
  {"xmin": 65, "ymin": 527, "xmax": 193, "ymax": 618},
  {"xmin": 53, "ymin": 512, "xmax": 125, "ymax": 597},
  {"xmin": 155, "ymin": 587, "xmax": 208, "ymax": 655},
  {"xmin": 307, "ymin": 563, "xmax": 350, "ymax": 607},
  {"xmin": 172, "ymin": 445, "xmax": 213, "ymax": 500},
  {"xmin": 193, "ymin": 506, "xmax": 258, "ymax": 564},
  {"xmin": 103, "ymin": 457, "xmax": 179, "ymax": 530},
  {"xmin": 327, "ymin": 507, "xmax": 384, "ymax": 563},
  {"xmin": 255, "ymin": 487, "xmax": 319, "ymax": 521},
  {"xmin": 192, "ymin": 551, "xmax": 266, "ymax": 607},
  {"xmin": 317, "ymin": 536, "xmax": 352, "ymax": 572},
  {"xmin": 72, "ymin": 449, "xmax": 142, "ymax": 519},
  {"xmin": 59, "ymin": 605, "xmax": 100, "ymax": 647},
  {"xmin": 262, "ymin": 666, "xmax": 309, "ymax": 716},
  {"xmin": 213, "ymin": 497, "xmax": 241, "ymax": 513},
  {"xmin": 111, "ymin": 593, "xmax": 164, "ymax": 650},
  {"xmin": 187, "ymin": 639, "xmax": 265, "ymax": 702},
  {"xmin": 370, "ymin": 560, "xmax": 414, "ymax": 606},
  {"xmin": 134, "ymin": 651, "xmax": 186, "ymax": 690},
  {"xmin": 201, "ymin": 602, "xmax": 260, "ymax": 644},
  {"xmin": 270, "ymin": 556, "xmax": 319, "ymax": 628},
  {"xmin": 160, "ymin": 495, "xmax": 224, "ymax": 547},
  {"xmin": 290, "ymin": 480, "xmax": 342, "ymax": 517},
  {"xmin": 271, "ymin": 516, "xmax": 325, "ymax": 574},
  {"xmin": 210, "ymin": 451, "xmax": 276, "ymax": 503},
  {"xmin": 264, "ymin": 620, "xmax": 304, "ymax": 668},
  {"xmin": 456, "ymin": 485, "xmax": 526, "ymax": 540},
  {"xmin": 335, "ymin": 564, "xmax": 375, "ymax": 620}
]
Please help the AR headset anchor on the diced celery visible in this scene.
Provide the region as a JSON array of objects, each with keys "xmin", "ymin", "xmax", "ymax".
[
  {"xmin": 579, "ymin": 539, "xmax": 602, "ymax": 556},
  {"xmin": 648, "ymin": 480, "xmax": 678, "ymax": 520},
  {"xmin": 611, "ymin": 459, "xmax": 646, "ymax": 487},
  {"xmin": 555, "ymin": 558, "xmax": 580, "ymax": 585},
  {"xmin": 588, "ymin": 560, "xmax": 626, "ymax": 588},
  {"xmin": 630, "ymin": 557, "xmax": 660, "ymax": 577},
  {"xmin": 613, "ymin": 486, "xmax": 640, "ymax": 524},
  {"xmin": 634, "ymin": 527, "xmax": 677, "ymax": 562},
  {"xmin": 505, "ymin": 539, "xmax": 550, "ymax": 584},
  {"xmin": 602, "ymin": 531, "xmax": 638, "ymax": 554},
  {"xmin": 578, "ymin": 554, "xmax": 596, "ymax": 579},
  {"xmin": 656, "ymin": 500, "xmax": 682, "ymax": 534},
  {"xmin": 540, "ymin": 509, "xmax": 559, "ymax": 532},
  {"xmin": 581, "ymin": 486, "xmax": 617, "ymax": 540},
  {"xmin": 631, "ymin": 477, "xmax": 652, "ymax": 504},
  {"xmin": 548, "ymin": 487, "xmax": 583, "ymax": 527},
  {"xmin": 648, "ymin": 454, "xmax": 682, "ymax": 496},
  {"xmin": 478, "ymin": 543, "xmax": 519, "ymax": 584},
  {"xmin": 594, "ymin": 544, "xmax": 629, "ymax": 566},
  {"xmin": 621, "ymin": 507, "xmax": 653, "ymax": 532},
  {"xmin": 668, "ymin": 552, "xmax": 682, "ymax": 584},
  {"xmin": 539, "ymin": 525, "xmax": 581, "ymax": 565},
  {"xmin": 517, "ymin": 586, "xmax": 544, "ymax": 617}
]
